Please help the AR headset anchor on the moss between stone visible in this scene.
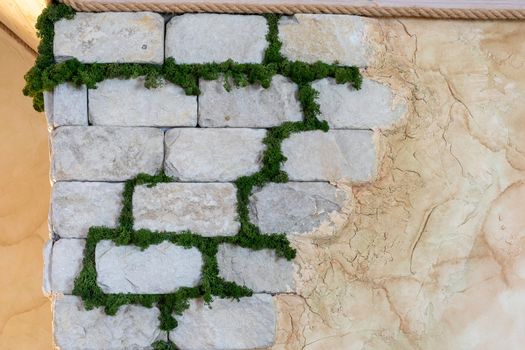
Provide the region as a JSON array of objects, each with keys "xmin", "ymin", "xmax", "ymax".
[{"xmin": 29, "ymin": 3, "xmax": 363, "ymax": 348}]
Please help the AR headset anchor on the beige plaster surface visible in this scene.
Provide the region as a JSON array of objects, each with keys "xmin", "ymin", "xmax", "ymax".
[
  {"xmin": 273, "ymin": 18, "xmax": 525, "ymax": 350},
  {"xmin": 0, "ymin": 28, "xmax": 52, "ymax": 349},
  {"xmin": 0, "ymin": 0, "xmax": 47, "ymax": 50}
]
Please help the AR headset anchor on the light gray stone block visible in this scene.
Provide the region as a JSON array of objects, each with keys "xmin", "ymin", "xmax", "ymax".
[
  {"xmin": 217, "ymin": 244, "xmax": 295, "ymax": 293},
  {"xmin": 42, "ymin": 240, "xmax": 52, "ymax": 296},
  {"xmin": 96, "ymin": 240, "xmax": 203, "ymax": 294},
  {"xmin": 249, "ymin": 182, "xmax": 348, "ymax": 234},
  {"xmin": 165, "ymin": 14, "xmax": 268, "ymax": 63},
  {"xmin": 133, "ymin": 183, "xmax": 239, "ymax": 236},
  {"xmin": 170, "ymin": 294, "xmax": 276, "ymax": 350},
  {"xmin": 50, "ymin": 182, "xmax": 124, "ymax": 238},
  {"xmin": 53, "ymin": 295, "xmax": 165, "ymax": 349},
  {"xmin": 198, "ymin": 75, "xmax": 302, "ymax": 127},
  {"xmin": 278, "ymin": 14, "xmax": 372, "ymax": 67},
  {"xmin": 54, "ymin": 12, "xmax": 164, "ymax": 64},
  {"xmin": 165, "ymin": 128, "xmax": 266, "ymax": 181},
  {"xmin": 312, "ymin": 78, "xmax": 406, "ymax": 129},
  {"xmin": 43, "ymin": 83, "xmax": 87, "ymax": 129},
  {"xmin": 51, "ymin": 126, "xmax": 164, "ymax": 181},
  {"xmin": 282, "ymin": 130, "xmax": 376, "ymax": 182},
  {"xmin": 51, "ymin": 239, "xmax": 85, "ymax": 294},
  {"xmin": 89, "ymin": 78, "xmax": 197, "ymax": 127}
]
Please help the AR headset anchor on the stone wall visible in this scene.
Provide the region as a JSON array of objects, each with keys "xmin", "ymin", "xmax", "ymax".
[{"xmin": 42, "ymin": 11, "xmax": 405, "ymax": 350}]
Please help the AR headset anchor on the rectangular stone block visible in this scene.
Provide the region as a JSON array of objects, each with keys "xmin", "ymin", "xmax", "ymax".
[
  {"xmin": 53, "ymin": 295, "xmax": 166, "ymax": 349},
  {"xmin": 312, "ymin": 78, "xmax": 406, "ymax": 129},
  {"xmin": 95, "ymin": 240, "xmax": 203, "ymax": 294},
  {"xmin": 165, "ymin": 14, "xmax": 268, "ymax": 63},
  {"xmin": 165, "ymin": 128, "xmax": 266, "ymax": 181},
  {"xmin": 198, "ymin": 75, "xmax": 302, "ymax": 127},
  {"xmin": 282, "ymin": 130, "xmax": 376, "ymax": 182},
  {"xmin": 50, "ymin": 182, "xmax": 124, "ymax": 238},
  {"xmin": 89, "ymin": 78, "xmax": 197, "ymax": 127},
  {"xmin": 249, "ymin": 182, "xmax": 349, "ymax": 235},
  {"xmin": 278, "ymin": 14, "xmax": 372, "ymax": 67},
  {"xmin": 133, "ymin": 183, "xmax": 239, "ymax": 236},
  {"xmin": 51, "ymin": 126, "xmax": 163, "ymax": 181},
  {"xmin": 43, "ymin": 83, "xmax": 87, "ymax": 129},
  {"xmin": 50, "ymin": 239, "xmax": 85, "ymax": 294},
  {"xmin": 217, "ymin": 244, "xmax": 295, "ymax": 293},
  {"xmin": 54, "ymin": 12, "xmax": 164, "ymax": 64},
  {"xmin": 170, "ymin": 295, "xmax": 275, "ymax": 350}
]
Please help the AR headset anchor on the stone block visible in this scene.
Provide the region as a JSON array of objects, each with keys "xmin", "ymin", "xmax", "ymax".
[
  {"xmin": 198, "ymin": 75, "xmax": 302, "ymax": 127},
  {"xmin": 53, "ymin": 295, "xmax": 165, "ymax": 349},
  {"xmin": 217, "ymin": 244, "xmax": 295, "ymax": 293},
  {"xmin": 51, "ymin": 126, "xmax": 164, "ymax": 181},
  {"xmin": 249, "ymin": 182, "xmax": 348, "ymax": 234},
  {"xmin": 96, "ymin": 240, "xmax": 203, "ymax": 294},
  {"xmin": 170, "ymin": 294, "xmax": 275, "ymax": 350},
  {"xmin": 54, "ymin": 12, "xmax": 164, "ymax": 64},
  {"xmin": 165, "ymin": 128, "xmax": 266, "ymax": 181},
  {"xmin": 50, "ymin": 239, "xmax": 85, "ymax": 294},
  {"xmin": 165, "ymin": 14, "xmax": 267, "ymax": 63},
  {"xmin": 89, "ymin": 78, "xmax": 197, "ymax": 127},
  {"xmin": 278, "ymin": 14, "xmax": 372, "ymax": 67},
  {"xmin": 50, "ymin": 182, "xmax": 123, "ymax": 238},
  {"xmin": 282, "ymin": 130, "xmax": 376, "ymax": 182},
  {"xmin": 133, "ymin": 183, "xmax": 239, "ymax": 236},
  {"xmin": 312, "ymin": 78, "xmax": 406, "ymax": 129},
  {"xmin": 43, "ymin": 83, "xmax": 87, "ymax": 128}
]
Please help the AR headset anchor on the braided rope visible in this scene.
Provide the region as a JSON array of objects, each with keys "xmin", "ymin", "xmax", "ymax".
[{"xmin": 59, "ymin": 0, "xmax": 525, "ymax": 20}]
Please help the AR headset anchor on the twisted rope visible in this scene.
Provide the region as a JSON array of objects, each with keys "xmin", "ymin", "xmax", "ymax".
[{"xmin": 59, "ymin": 0, "xmax": 525, "ymax": 20}]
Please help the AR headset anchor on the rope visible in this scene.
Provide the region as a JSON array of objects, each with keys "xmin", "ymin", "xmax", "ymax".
[{"xmin": 59, "ymin": 0, "xmax": 525, "ymax": 20}]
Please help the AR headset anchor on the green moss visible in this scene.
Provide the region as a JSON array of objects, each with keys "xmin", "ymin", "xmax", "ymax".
[{"xmin": 152, "ymin": 340, "xmax": 179, "ymax": 350}]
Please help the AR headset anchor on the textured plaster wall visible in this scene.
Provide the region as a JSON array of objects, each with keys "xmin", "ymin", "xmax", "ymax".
[
  {"xmin": 274, "ymin": 18, "xmax": 525, "ymax": 350},
  {"xmin": 0, "ymin": 28, "xmax": 52, "ymax": 349}
]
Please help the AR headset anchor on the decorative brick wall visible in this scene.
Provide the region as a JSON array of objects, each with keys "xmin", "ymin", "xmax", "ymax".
[{"xmin": 41, "ymin": 9, "xmax": 404, "ymax": 350}]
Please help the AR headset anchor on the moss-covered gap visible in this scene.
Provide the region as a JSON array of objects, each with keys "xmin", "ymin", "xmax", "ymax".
[{"xmin": 27, "ymin": 4, "xmax": 363, "ymax": 348}]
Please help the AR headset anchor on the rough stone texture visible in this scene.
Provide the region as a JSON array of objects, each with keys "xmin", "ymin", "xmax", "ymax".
[
  {"xmin": 43, "ymin": 83, "xmax": 87, "ymax": 129},
  {"xmin": 282, "ymin": 130, "xmax": 376, "ymax": 182},
  {"xmin": 278, "ymin": 14, "xmax": 372, "ymax": 67},
  {"xmin": 89, "ymin": 78, "xmax": 197, "ymax": 127},
  {"xmin": 50, "ymin": 182, "xmax": 124, "ymax": 238},
  {"xmin": 54, "ymin": 12, "xmax": 164, "ymax": 64},
  {"xmin": 165, "ymin": 14, "xmax": 268, "ymax": 64},
  {"xmin": 249, "ymin": 182, "xmax": 348, "ymax": 234},
  {"xmin": 170, "ymin": 294, "xmax": 275, "ymax": 350},
  {"xmin": 42, "ymin": 240, "xmax": 52, "ymax": 296},
  {"xmin": 312, "ymin": 78, "xmax": 406, "ymax": 129},
  {"xmin": 53, "ymin": 295, "xmax": 165, "ymax": 349},
  {"xmin": 217, "ymin": 244, "xmax": 295, "ymax": 293},
  {"xmin": 51, "ymin": 126, "xmax": 163, "ymax": 181},
  {"xmin": 133, "ymin": 183, "xmax": 239, "ymax": 236},
  {"xmin": 165, "ymin": 128, "xmax": 266, "ymax": 181},
  {"xmin": 96, "ymin": 240, "xmax": 203, "ymax": 294},
  {"xmin": 198, "ymin": 75, "xmax": 302, "ymax": 127},
  {"xmin": 50, "ymin": 239, "xmax": 85, "ymax": 294}
]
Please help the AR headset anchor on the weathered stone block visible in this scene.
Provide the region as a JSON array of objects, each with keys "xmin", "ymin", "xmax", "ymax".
[
  {"xmin": 51, "ymin": 126, "xmax": 163, "ymax": 181},
  {"xmin": 249, "ymin": 182, "xmax": 349, "ymax": 234},
  {"xmin": 165, "ymin": 128, "xmax": 266, "ymax": 181},
  {"xmin": 54, "ymin": 12, "xmax": 164, "ymax": 64},
  {"xmin": 50, "ymin": 182, "xmax": 124, "ymax": 238},
  {"xmin": 89, "ymin": 78, "xmax": 197, "ymax": 127},
  {"xmin": 217, "ymin": 244, "xmax": 295, "ymax": 293},
  {"xmin": 198, "ymin": 75, "xmax": 302, "ymax": 127},
  {"xmin": 170, "ymin": 294, "xmax": 275, "ymax": 350},
  {"xmin": 133, "ymin": 183, "xmax": 239, "ymax": 236},
  {"xmin": 278, "ymin": 14, "xmax": 372, "ymax": 67},
  {"xmin": 96, "ymin": 240, "xmax": 203, "ymax": 294},
  {"xmin": 312, "ymin": 78, "xmax": 406, "ymax": 129},
  {"xmin": 50, "ymin": 239, "xmax": 85, "ymax": 294},
  {"xmin": 42, "ymin": 240, "xmax": 52, "ymax": 296},
  {"xmin": 43, "ymin": 83, "xmax": 87, "ymax": 128},
  {"xmin": 53, "ymin": 295, "xmax": 165, "ymax": 349},
  {"xmin": 165, "ymin": 14, "xmax": 268, "ymax": 63},
  {"xmin": 282, "ymin": 130, "xmax": 376, "ymax": 182}
]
